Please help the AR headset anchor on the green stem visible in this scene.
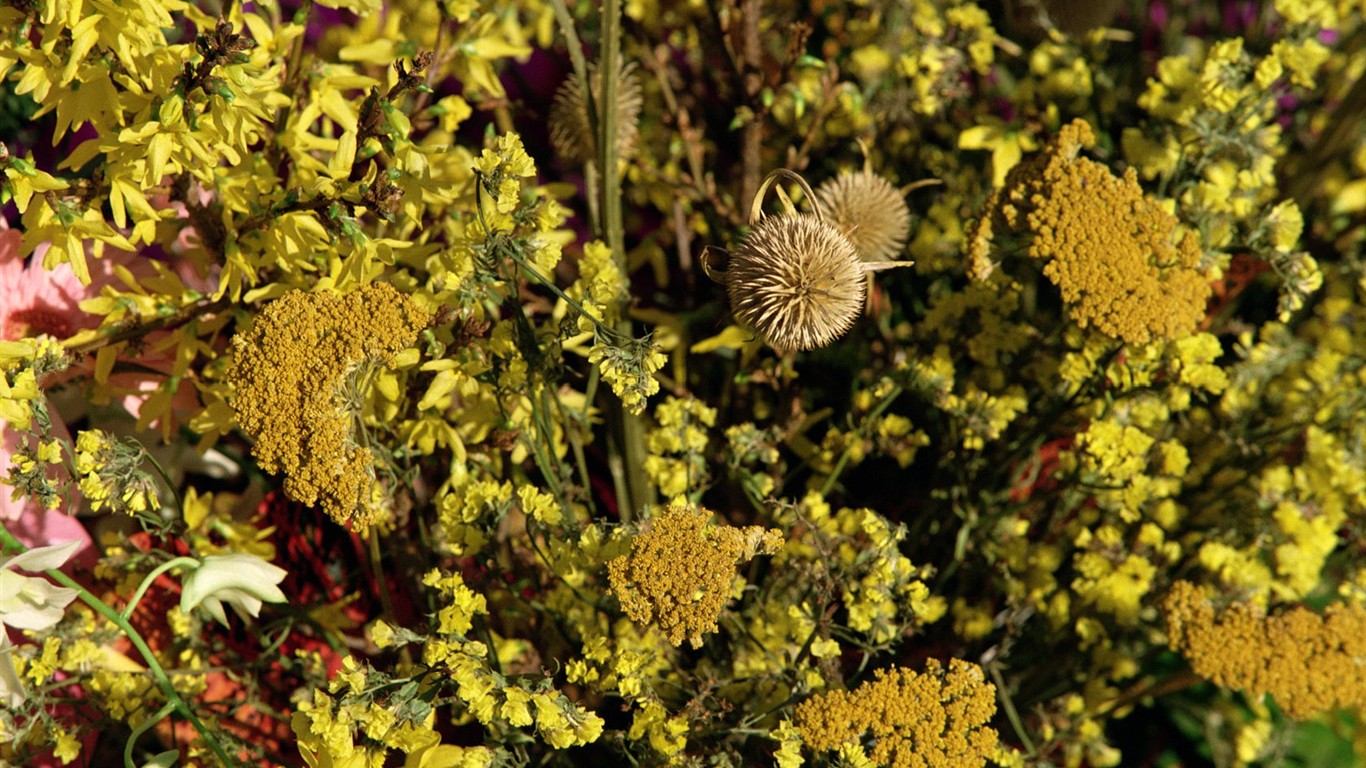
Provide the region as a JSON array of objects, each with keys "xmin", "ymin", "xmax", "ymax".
[
  {"xmin": 553, "ymin": 390, "xmax": 597, "ymax": 517},
  {"xmin": 547, "ymin": 0, "xmax": 592, "ymax": 123},
  {"xmin": 0, "ymin": 530, "xmax": 236, "ymax": 766},
  {"xmin": 598, "ymin": 0, "xmax": 652, "ymax": 522},
  {"xmin": 988, "ymin": 660, "xmax": 1037, "ymax": 758},
  {"xmin": 818, "ymin": 385, "xmax": 903, "ymax": 497},
  {"xmin": 507, "ymin": 250, "xmax": 612, "ymax": 338},
  {"xmin": 140, "ymin": 450, "xmax": 183, "ymax": 513},
  {"xmin": 124, "ymin": 701, "xmax": 178, "ymax": 768},
  {"xmin": 600, "ymin": 0, "xmax": 623, "ymax": 257},
  {"xmin": 121, "ymin": 557, "xmax": 199, "ymax": 621}
]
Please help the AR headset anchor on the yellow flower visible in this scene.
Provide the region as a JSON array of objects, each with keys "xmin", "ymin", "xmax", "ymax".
[
  {"xmin": 608, "ymin": 501, "xmax": 783, "ymax": 648},
  {"xmin": 796, "ymin": 658, "xmax": 999, "ymax": 767},
  {"xmin": 1164, "ymin": 581, "xmax": 1366, "ymax": 720},
  {"xmin": 228, "ymin": 283, "xmax": 430, "ymax": 529},
  {"xmin": 970, "ymin": 119, "xmax": 1210, "ymax": 346}
]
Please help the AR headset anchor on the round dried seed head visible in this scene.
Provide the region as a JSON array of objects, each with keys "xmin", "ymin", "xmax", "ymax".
[
  {"xmin": 815, "ymin": 170, "xmax": 911, "ymax": 262},
  {"xmin": 726, "ymin": 213, "xmax": 865, "ymax": 351},
  {"xmin": 549, "ymin": 56, "xmax": 643, "ymax": 166}
]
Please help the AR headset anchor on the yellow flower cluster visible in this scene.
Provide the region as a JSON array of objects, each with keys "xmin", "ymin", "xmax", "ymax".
[
  {"xmin": 568, "ymin": 240, "xmax": 628, "ymax": 330},
  {"xmin": 292, "ymin": 686, "xmax": 494, "ymax": 767},
  {"xmin": 776, "ymin": 493, "xmax": 947, "ymax": 646},
  {"xmin": 474, "ymin": 132, "xmax": 537, "ymax": 215},
  {"xmin": 589, "ymin": 332, "xmax": 666, "ymax": 416},
  {"xmin": 644, "ymin": 396, "xmax": 716, "ymax": 497},
  {"xmin": 1164, "ymin": 581, "xmax": 1366, "ymax": 720},
  {"xmin": 795, "ymin": 658, "xmax": 999, "ymax": 767},
  {"xmin": 971, "ymin": 119, "xmax": 1210, "ymax": 346},
  {"xmin": 229, "ymin": 283, "xmax": 430, "ymax": 529},
  {"xmin": 608, "ymin": 500, "xmax": 783, "ymax": 648},
  {"xmin": 72, "ymin": 429, "xmax": 161, "ymax": 516}
]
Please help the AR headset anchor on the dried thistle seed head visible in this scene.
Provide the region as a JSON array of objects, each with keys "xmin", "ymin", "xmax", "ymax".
[
  {"xmin": 726, "ymin": 213, "xmax": 865, "ymax": 351},
  {"xmin": 549, "ymin": 55, "xmax": 643, "ymax": 166},
  {"xmin": 815, "ymin": 170, "xmax": 911, "ymax": 262}
]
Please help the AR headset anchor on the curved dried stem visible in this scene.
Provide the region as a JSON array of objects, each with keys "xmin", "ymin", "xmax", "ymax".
[
  {"xmin": 750, "ymin": 168, "xmax": 822, "ymax": 225},
  {"xmin": 700, "ymin": 245, "xmax": 729, "ymax": 284}
]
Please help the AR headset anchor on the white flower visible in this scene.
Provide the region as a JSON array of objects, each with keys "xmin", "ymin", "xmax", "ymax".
[
  {"xmin": 179, "ymin": 553, "xmax": 288, "ymax": 625},
  {"xmin": 0, "ymin": 637, "xmax": 25, "ymax": 708},
  {"xmin": 0, "ymin": 539, "xmax": 82, "ymax": 632},
  {"xmin": 0, "ymin": 539, "xmax": 82, "ymax": 708}
]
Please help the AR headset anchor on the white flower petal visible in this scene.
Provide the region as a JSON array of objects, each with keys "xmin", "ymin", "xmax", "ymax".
[
  {"xmin": 0, "ymin": 638, "xmax": 25, "ymax": 709},
  {"xmin": 3, "ymin": 539, "xmax": 83, "ymax": 573},
  {"xmin": 180, "ymin": 553, "xmax": 287, "ymax": 625},
  {"xmin": 199, "ymin": 596, "xmax": 229, "ymax": 626},
  {"xmin": 0, "ymin": 561, "xmax": 79, "ymax": 632}
]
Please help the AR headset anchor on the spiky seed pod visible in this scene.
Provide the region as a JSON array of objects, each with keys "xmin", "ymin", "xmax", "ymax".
[
  {"xmin": 727, "ymin": 213, "xmax": 866, "ymax": 351},
  {"xmin": 815, "ymin": 170, "xmax": 911, "ymax": 262},
  {"xmin": 549, "ymin": 55, "xmax": 643, "ymax": 166}
]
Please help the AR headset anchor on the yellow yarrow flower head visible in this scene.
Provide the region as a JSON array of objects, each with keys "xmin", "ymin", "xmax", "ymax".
[
  {"xmin": 970, "ymin": 119, "xmax": 1211, "ymax": 346},
  {"xmin": 1164, "ymin": 581, "xmax": 1366, "ymax": 720},
  {"xmin": 229, "ymin": 282, "xmax": 430, "ymax": 530},
  {"xmin": 608, "ymin": 500, "xmax": 783, "ymax": 648},
  {"xmin": 795, "ymin": 658, "xmax": 999, "ymax": 768}
]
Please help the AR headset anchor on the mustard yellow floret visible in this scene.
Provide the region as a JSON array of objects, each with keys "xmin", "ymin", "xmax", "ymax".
[
  {"xmin": 1164, "ymin": 580, "xmax": 1366, "ymax": 720},
  {"xmin": 975, "ymin": 119, "xmax": 1211, "ymax": 346},
  {"xmin": 229, "ymin": 283, "xmax": 430, "ymax": 530},
  {"xmin": 608, "ymin": 501, "xmax": 783, "ymax": 648},
  {"xmin": 795, "ymin": 658, "xmax": 999, "ymax": 768}
]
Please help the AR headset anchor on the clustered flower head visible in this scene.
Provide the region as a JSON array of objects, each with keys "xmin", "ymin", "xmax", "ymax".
[
  {"xmin": 970, "ymin": 119, "xmax": 1211, "ymax": 346},
  {"xmin": 722, "ymin": 169, "xmax": 911, "ymax": 351},
  {"xmin": 794, "ymin": 658, "xmax": 999, "ymax": 767},
  {"xmin": 549, "ymin": 53, "xmax": 643, "ymax": 166},
  {"xmin": 608, "ymin": 500, "xmax": 783, "ymax": 648},
  {"xmin": 1163, "ymin": 581, "xmax": 1366, "ymax": 720},
  {"xmin": 815, "ymin": 169, "xmax": 912, "ymax": 262},
  {"xmin": 728, "ymin": 212, "xmax": 865, "ymax": 350},
  {"xmin": 72, "ymin": 429, "xmax": 161, "ymax": 516},
  {"xmin": 588, "ymin": 329, "xmax": 666, "ymax": 415},
  {"xmin": 229, "ymin": 282, "xmax": 430, "ymax": 530}
]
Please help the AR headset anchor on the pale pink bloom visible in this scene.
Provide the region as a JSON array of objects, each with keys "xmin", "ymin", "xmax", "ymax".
[
  {"xmin": 113, "ymin": 183, "xmax": 219, "ymax": 432},
  {"xmin": 0, "ymin": 219, "xmax": 128, "ymax": 555}
]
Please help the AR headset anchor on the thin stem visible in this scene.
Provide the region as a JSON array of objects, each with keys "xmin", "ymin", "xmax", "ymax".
[
  {"xmin": 739, "ymin": 0, "xmax": 763, "ymax": 209},
  {"xmin": 600, "ymin": 0, "xmax": 623, "ymax": 258},
  {"xmin": 818, "ymin": 385, "xmax": 903, "ymax": 497},
  {"xmin": 598, "ymin": 0, "xmax": 652, "ymax": 523},
  {"xmin": 121, "ymin": 557, "xmax": 199, "ymax": 621},
  {"xmin": 553, "ymin": 391, "xmax": 597, "ymax": 517},
  {"xmin": 509, "ymin": 251, "xmax": 613, "ymax": 338},
  {"xmin": 141, "ymin": 449, "xmax": 183, "ymax": 513},
  {"xmin": 124, "ymin": 701, "xmax": 179, "ymax": 768},
  {"xmin": 548, "ymin": 0, "xmax": 592, "ymax": 118},
  {"xmin": 367, "ymin": 531, "xmax": 398, "ymax": 622},
  {"xmin": 988, "ymin": 660, "xmax": 1037, "ymax": 758}
]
